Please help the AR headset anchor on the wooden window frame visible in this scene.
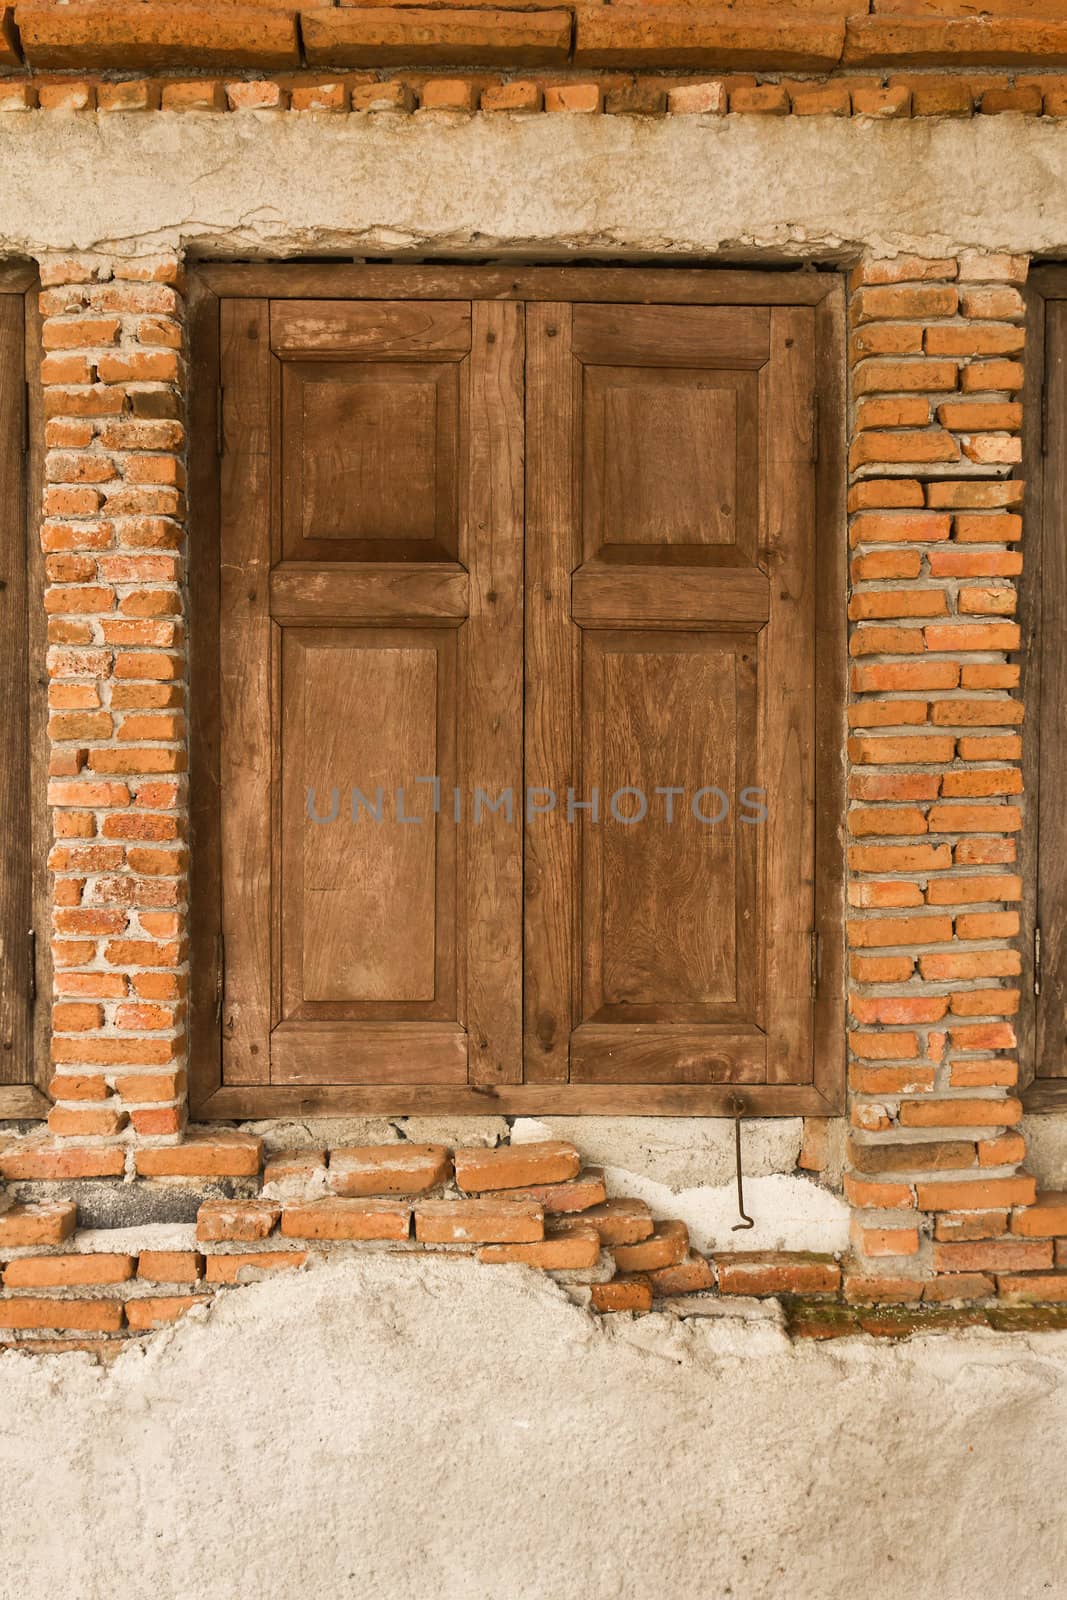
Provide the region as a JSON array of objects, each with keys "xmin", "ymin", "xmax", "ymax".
[
  {"xmin": 188, "ymin": 263, "xmax": 847, "ymax": 1120},
  {"xmin": 1021, "ymin": 269, "xmax": 1067, "ymax": 1110},
  {"xmin": 0, "ymin": 263, "xmax": 49, "ymax": 1119}
]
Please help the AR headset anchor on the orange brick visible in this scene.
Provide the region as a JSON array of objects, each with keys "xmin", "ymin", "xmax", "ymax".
[
  {"xmin": 996, "ymin": 1274, "xmax": 1067, "ymax": 1304},
  {"xmin": 854, "ymin": 284, "xmax": 958, "ymax": 322},
  {"xmin": 717, "ymin": 1251, "xmax": 840, "ymax": 1296},
  {"xmin": 479, "ymin": 1228, "xmax": 602, "ymax": 1270},
  {"xmin": 0, "ymin": 1142, "xmax": 126, "ymax": 1180},
  {"xmin": 852, "ymin": 1224, "xmax": 920, "ymax": 1258},
  {"xmin": 922, "ymin": 1272, "xmax": 995, "ymax": 1302},
  {"xmin": 557, "ymin": 1197, "xmax": 654, "ymax": 1246},
  {"xmin": 134, "ymin": 1128, "xmax": 261, "ymax": 1179},
  {"xmin": 281, "ymin": 1199, "xmax": 411, "ymax": 1242},
  {"xmin": 853, "ymin": 360, "xmax": 958, "ymax": 395},
  {"xmin": 453, "ymin": 1141, "xmax": 579, "ymax": 1193},
  {"xmin": 3, "ymin": 1253, "xmax": 133, "ymax": 1287},
  {"xmin": 205, "ymin": 1252, "xmax": 307, "ymax": 1283},
  {"xmin": 849, "ymin": 511, "xmax": 952, "ymax": 544},
  {"xmin": 842, "ymin": 1275, "xmax": 923, "ymax": 1305},
  {"xmin": 0, "ymin": 1299, "xmax": 124, "ymax": 1333},
  {"xmin": 125, "ymin": 1295, "xmax": 203, "ymax": 1330},
  {"xmin": 196, "ymin": 1201, "xmax": 281, "ymax": 1244},
  {"xmin": 1011, "ymin": 1194, "xmax": 1067, "ymax": 1238},
  {"xmin": 613, "ymin": 1220, "xmax": 690, "ymax": 1273},
  {"xmin": 414, "ymin": 1199, "xmax": 543, "ymax": 1245},
  {"xmin": 849, "ymin": 1029, "xmax": 921, "ymax": 1059},
  {"xmin": 916, "ymin": 1176, "xmax": 1036, "ymax": 1211},
  {"xmin": 328, "ymin": 1144, "xmax": 452, "ymax": 1197},
  {"xmin": 899, "ymin": 1097, "xmax": 1021, "ymax": 1128},
  {"xmin": 137, "ymin": 1251, "xmax": 204, "ymax": 1284},
  {"xmin": 844, "ymin": 1173, "xmax": 915, "ymax": 1209},
  {"xmin": 849, "ymin": 1064, "xmax": 935, "ymax": 1094},
  {"xmin": 590, "ymin": 1278, "xmax": 653, "ymax": 1314}
]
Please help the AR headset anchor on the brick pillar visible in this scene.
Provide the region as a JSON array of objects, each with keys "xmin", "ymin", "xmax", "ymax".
[
  {"xmin": 39, "ymin": 252, "xmax": 189, "ymax": 1161},
  {"xmin": 844, "ymin": 251, "xmax": 1034, "ymax": 1303}
]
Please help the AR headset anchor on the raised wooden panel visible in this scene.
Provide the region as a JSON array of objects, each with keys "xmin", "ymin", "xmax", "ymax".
[
  {"xmin": 580, "ymin": 631, "xmax": 759, "ymax": 1025},
  {"xmin": 270, "ymin": 299, "xmax": 472, "ymax": 357},
  {"xmin": 280, "ymin": 628, "xmax": 456, "ymax": 1019},
  {"xmin": 281, "ymin": 360, "xmax": 460, "ymax": 562},
  {"xmin": 583, "ymin": 367, "xmax": 759, "ymax": 563},
  {"xmin": 572, "ymin": 303, "xmax": 770, "ymax": 368}
]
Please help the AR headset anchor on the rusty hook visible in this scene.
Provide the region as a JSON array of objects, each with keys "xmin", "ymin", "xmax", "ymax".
[{"xmin": 729, "ymin": 1094, "xmax": 755, "ymax": 1231}]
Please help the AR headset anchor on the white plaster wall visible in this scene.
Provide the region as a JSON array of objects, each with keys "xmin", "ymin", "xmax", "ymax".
[
  {"xmin": 0, "ymin": 1253, "xmax": 1063, "ymax": 1600},
  {"xmin": 1, "ymin": 110, "xmax": 1067, "ymax": 259}
]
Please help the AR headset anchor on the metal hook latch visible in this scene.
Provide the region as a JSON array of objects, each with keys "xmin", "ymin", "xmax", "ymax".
[{"xmin": 729, "ymin": 1094, "xmax": 755, "ymax": 1231}]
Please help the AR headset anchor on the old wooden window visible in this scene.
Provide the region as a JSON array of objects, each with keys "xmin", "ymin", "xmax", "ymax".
[
  {"xmin": 189, "ymin": 266, "xmax": 845, "ymax": 1119},
  {"xmin": 0, "ymin": 266, "xmax": 47, "ymax": 1118},
  {"xmin": 1022, "ymin": 271, "xmax": 1067, "ymax": 1110}
]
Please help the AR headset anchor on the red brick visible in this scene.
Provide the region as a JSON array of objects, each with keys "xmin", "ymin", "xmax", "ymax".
[
  {"xmin": 414, "ymin": 1199, "xmax": 543, "ymax": 1245},
  {"xmin": 478, "ymin": 1168, "xmax": 608, "ymax": 1213},
  {"xmin": 935, "ymin": 1210, "xmax": 1008, "ymax": 1243},
  {"xmin": 0, "ymin": 1299, "xmax": 124, "ymax": 1333},
  {"xmin": 3, "ymin": 1253, "xmax": 134, "ymax": 1288},
  {"xmin": 842, "ymin": 1275, "xmax": 923, "ymax": 1305},
  {"xmin": 205, "ymin": 1252, "xmax": 307, "ymax": 1283},
  {"xmin": 1011, "ymin": 1194, "xmax": 1067, "ymax": 1237},
  {"xmin": 0, "ymin": 1142, "xmax": 126, "ymax": 1180},
  {"xmin": 134, "ymin": 1128, "xmax": 261, "ymax": 1179},
  {"xmin": 590, "ymin": 1278, "xmax": 653, "ymax": 1314},
  {"xmin": 922, "ymin": 1273, "xmax": 995, "ymax": 1303},
  {"xmin": 717, "ymin": 1251, "xmax": 840, "ymax": 1296},
  {"xmin": 613, "ymin": 1220, "xmax": 689, "ymax": 1272},
  {"xmin": 647, "ymin": 1252, "xmax": 716, "ymax": 1296},
  {"xmin": 916, "ymin": 1176, "xmax": 1037, "ymax": 1211},
  {"xmin": 479, "ymin": 1227, "xmax": 601, "ymax": 1270},
  {"xmin": 0, "ymin": 1204, "xmax": 77, "ymax": 1250},
  {"xmin": 196, "ymin": 1200, "xmax": 281, "ymax": 1244},
  {"xmin": 328, "ymin": 1144, "xmax": 451, "ymax": 1197},
  {"xmin": 996, "ymin": 1273, "xmax": 1067, "ymax": 1304},
  {"xmin": 556, "ymin": 1197, "xmax": 654, "ymax": 1245},
  {"xmin": 137, "ymin": 1251, "xmax": 204, "ymax": 1284},
  {"xmin": 453, "ymin": 1140, "xmax": 579, "ymax": 1193},
  {"xmin": 125, "ymin": 1295, "xmax": 203, "ymax": 1331},
  {"xmin": 280, "ymin": 1199, "xmax": 411, "ymax": 1242}
]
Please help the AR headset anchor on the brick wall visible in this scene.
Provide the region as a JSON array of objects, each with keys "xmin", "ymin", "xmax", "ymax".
[
  {"xmin": 38, "ymin": 252, "xmax": 190, "ymax": 1175},
  {"xmin": 844, "ymin": 251, "xmax": 1042, "ymax": 1303}
]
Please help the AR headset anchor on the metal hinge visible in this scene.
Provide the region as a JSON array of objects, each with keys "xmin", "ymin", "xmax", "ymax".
[
  {"xmin": 216, "ymin": 386, "xmax": 225, "ymax": 456},
  {"xmin": 214, "ymin": 932, "xmax": 225, "ymax": 1025},
  {"xmin": 1034, "ymin": 925, "xmax": 1043, "ymax": 997},
  {"xmin": 27, "ymin": 928, "xmax": 36, "ymax": 1005},
  {"xmin": 810, "ymin": 392, "xmax": 820, "ymax": 464},
  {"xmin": 810, "ymin": 930, "xmax": 821, "ymax": 998}
]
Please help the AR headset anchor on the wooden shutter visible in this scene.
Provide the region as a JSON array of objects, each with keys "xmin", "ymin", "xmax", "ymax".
[
  {"xmin": 0, "ymin": 275, "xmax": 47, "ymax": 1116},
  {"xmin": 524, "ymin": 301, "xmax": 819, "ymax": 1094},
  {"xmin": 194, "ymin": 266, "xmax": 844, "ymax": 1116},
  {"xmin": 216, "ymin": 297, "xmax": 524, "ymax": 1092},
  {"xmin": 1023, "ymin": 291, "xmax": 1067, "ymax": 1106}
]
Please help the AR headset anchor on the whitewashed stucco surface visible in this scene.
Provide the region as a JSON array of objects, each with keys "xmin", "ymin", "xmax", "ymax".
[{"xmin": 0, "ymin": 1253, "xmax": 1063, "ymax": 1600}]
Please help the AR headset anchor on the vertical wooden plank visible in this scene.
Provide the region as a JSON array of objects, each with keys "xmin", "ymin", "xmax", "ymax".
[
  {"xmin": 1036, "ymin": 300, "xmax": 1067, "ymax": 1079},
  {"xmin": 524, "ymin": 303, "xmax": 579, "ymax": 1081},
  {"xmin": 0, "ymin": 293, "xmax": 28, "ymax": 1086},
  {"xmin": 219, "ymin": 298, "xmax": 273, "ymax": 1083},
  {"xmin": 761, "ymin": 305, "xmax": 818, "ymax": 1084},
  {"xmin": 464, "ymin": 299, "xmax": 525, "ymax": 1085},
  {"xmin": 187, "ymin": 279, "xmax": 223, "ymax": 1113},
  {"xmin": 1017, "ymin": 281, "xmax": 1045, "ymax": 1094},
  {"xmin": 811, "ymin": 281, "xmax": 847, "ymax": 1112}
]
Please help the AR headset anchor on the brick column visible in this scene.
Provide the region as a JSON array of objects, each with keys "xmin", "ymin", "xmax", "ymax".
[
  {"xmin": 844, "ymin": 251, "xmax": 1035, "ymax": 1303},
  {"xmin": 39, "ymin": 252, "xmax": 189, "ymax": 1166}
]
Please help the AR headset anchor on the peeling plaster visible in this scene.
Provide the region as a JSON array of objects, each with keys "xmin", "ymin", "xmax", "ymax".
[
  {"xmin": 6, "ymin": 111, "xmax": 1067, "ymax": 261},
  {"xmin": 0, "ymin": 1253, "xmax": 1064, "ymax": 1599}
]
